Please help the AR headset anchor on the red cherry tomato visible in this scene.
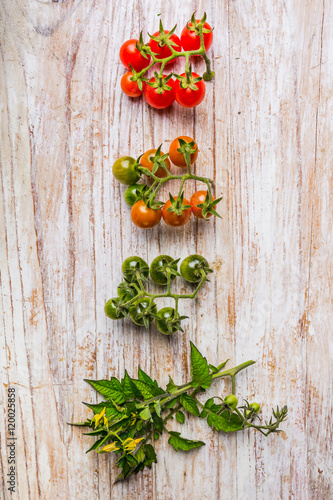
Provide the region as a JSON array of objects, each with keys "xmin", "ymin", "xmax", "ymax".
[
  {"xmin": 120, "ymin": 72, "xmax": 144, "ymax": 97},
  {"xmin": 174, "ymin": 73, "xmax": 205, "ymax": 108},
  {"xmin": 149, "ymin": 31, "xmax": 182, "ymax": 64},
  {"xmin": 162, "ymin": 198, "xmax": 192, "ymax": 227},
  {"xmin": 144, "ymin": 75, "xmax": 175, "ymax": 109},
  {"xmin": 181, "ymin": 21, "xmax": 213, "ymax": 53},
  {"xmin": 131, "ymin": 200, "xmax": 162, "ymax": 229},
  {"xmin": 190, "ymin": 191, "xmax": 216, "ymax": 219},
  {"xmin": 119, "ymin": 39, "xmax": 151, "ymax": 72}
]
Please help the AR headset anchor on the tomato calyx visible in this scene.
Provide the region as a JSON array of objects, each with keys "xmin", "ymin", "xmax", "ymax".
[
  {"xmin": 147, "ymin": 72, "xmax": 174, "ymax": 95},
  {"xmin": 175, "ymin": 138, "xmax": 198, "ymax": 168},
  {"xmin": 148, "ymin": 21, "xmax": 180, "ymax": 50},
  {"xmin": 140, "ymin": 144, "xmax": 170, "ymax": 177},
  {"xmin": 174, "ymin": 66, "xmax": 202, "ymax": 91},
  {"xmin": 186, "ymin": 12, "xmax": 213, "ymax": 36},
  {"xmin": 154, "ymin": 308, "xmax": 188, "ymax": 334},
  {"xmin": 196, "ymin": 192, "xmax": 223, "ymax": 220},
  {"xmin": 135, "ymin": 31, "xmax": 151, "ymax": 59},
  {"xmin": 166, "ymin": 193, "xmax": 191, "ymax": 216},
  {"xmin": 127, "ymin": 64, "xmax": 148, "ymax": 91}
]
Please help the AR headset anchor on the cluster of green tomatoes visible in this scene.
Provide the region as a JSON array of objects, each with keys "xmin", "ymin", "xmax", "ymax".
[{"xmin": 104, "ymin": 254, "xmax": 212, "ymax": 334}]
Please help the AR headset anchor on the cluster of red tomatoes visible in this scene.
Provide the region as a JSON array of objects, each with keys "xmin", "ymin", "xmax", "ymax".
[
  {"xmin": 113, "ymin": 136, "xmax": 218, "ymax": 229},
  {"xmin": 119, "ymin": 18, "xmax": 213, "ymax": 109}
]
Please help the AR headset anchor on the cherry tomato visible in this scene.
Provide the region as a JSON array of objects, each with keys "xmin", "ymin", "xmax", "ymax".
[
  {"xmin": 119, "ymin": 39, "xmax": 151, "ymax": 72},
  {"xmin": 162, "ymin": 197, "xmax": 191, "ymax": 227},
  {"xmin": 249, "ymin": 402, "xmax": 261, "ymax": 414},
  {"xmin": 190, "ymin": 191, "xmax": 216, "ymax": 219},
  {"xmin": 129, "ymin": 298, "xmax": 157, "ymax": 326},
  {"xmin": 169, "ymin": 136, "xmax": 198, "ymax": 167},
  {"xmin": 155, "ymin": 307, "xmax": 179, "ymax": 335},
  {"xmin": 180, "ymin": 254, "xmax": 210, "ymax": 283},
  {"xmin": 149, "ymin": 31, "xmax": 182, "ymax": 63},
  {"xmin": 104, "ymin": 298, "xmax": 125, "ymax": 320},
  {"xmin": 149, "ymin": 255, "xmax": 178, "ymax": 285},
  {"xmin": 174, "ymin": 73, "xmax": 206, "ymax": 108},
  {"xmin": 122, "ymin": 256, "xmax": 149, "ymax": 282},
  {"xmin": 181, "ymin": 21, "xmax": 213, "ymax": 53},
  {"xmin": 224, "ymin": 395, "xmax": 238, "ymax": 409},
  {"xmin": 113, "ymin": 156, "xmax": 140, "ymax": 185},
  {"xmin": 144, "ymin": 75, "xmax": 175, "ymax": 109},
  {"xmin": 120, "ymin": 72, "xmax": 144, "ymax": 97},
  {"xmin": 124, "ymin": 183, "xmax": 148, "ymax": 207},
  {"xmin": 141, "ymin": 149, "xmax": 170, "ymax": 178},
  {"xmin": 131, "ymin": 200, "xmax": 162, "ymax": 229},
  {"xmin": 117, "ymin": 281, "xmax": 139, "ymax": 301}
]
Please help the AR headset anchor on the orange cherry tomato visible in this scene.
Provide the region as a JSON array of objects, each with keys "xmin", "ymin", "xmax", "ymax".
[
  {"xmin": 169, "ymin": 136, "xmax": 198, "ymax": 167},
  {"xmin": 190, "ymin": 191, "xmax": 216, "ymax": 219},
  {"xmin": 131, "ymin": 200, "xmax": 162, "ymax": 229},
  {"xmin": 141, "ymin": 149, "xmax": 170, "ymax": 178},
  {"xmin": 162, "ymin": 197, "xmax": 192, "ymax": 227}
]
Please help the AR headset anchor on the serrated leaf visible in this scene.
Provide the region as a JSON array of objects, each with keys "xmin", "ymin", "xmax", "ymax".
[
  {"xmin": 168, "ymin": 432, "xmax": 205, "ymax": 452},
  {"xmin": 83, "ymin": 401, "xmax": 124, "ymax": 421},
  {"xmin": 139, "ymin": 406, "xmax": 152, "ymax": 421},
  {"xmin": 207, "ymin": 411, "xmax": 243, "ymax": 433},
  {"xmin": 122, "ymin": 370, "xmax": 141, "ymax": 399},
  {"xmin": 166, "ymin": 376, "xmax": 179, "ymax": 394},
  {"xmin": 176, "ymin": 411, "xmax": 185, "ymax": 424},
  {"xmin": 144, "ymin": 444, "xmax": 157, "ymax": 467},
  {"xmin": 86, "ymin": 435, "xmax": 107, "ymax": 454},
  {"xmin": 138, "ymin": 367, "xmax": 159, "ymax": 389},
  {"xmin": 154, "ymin": 400, "xmax": 162, "ymax": 417},
  {"xmin": 180, "ymin": 394, "xmax": 200, "ymax": 416},
  {"xmin": 190, "ymin": 343, "xmax": 213, "ymax": 389},
  {"xmin": 85, "ymin": 378, "xmax": 126, "ymax": 404},
  {"xmin": 133, "ymin": 379, "xmax": 163, "ymax": 400},
  {"xmin": 152, "ymin": 412, "xmax": 163, "ymax": 434}
]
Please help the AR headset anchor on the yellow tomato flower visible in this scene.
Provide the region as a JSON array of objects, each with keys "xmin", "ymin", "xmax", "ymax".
[
  {"xmin": 91, "ymin": 407, "xmax": 108, "ymax": 429},
  {"xmin": 122, "ymin": 437, "xmax": 144, "ymax": 453},
  {"xmin": 102, "ymin": 442, "xmax": 120, "ymax": 453}
]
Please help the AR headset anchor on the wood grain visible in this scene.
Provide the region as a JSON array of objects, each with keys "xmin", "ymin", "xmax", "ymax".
[{"xmin": 0, "ymin": 0, "xmax": 332, "ymax": 498}]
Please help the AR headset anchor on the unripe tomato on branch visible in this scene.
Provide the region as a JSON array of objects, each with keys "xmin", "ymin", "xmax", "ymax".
[{"xmin": 112, "ymin": 137, "xmax": 223, "ymax": 230}]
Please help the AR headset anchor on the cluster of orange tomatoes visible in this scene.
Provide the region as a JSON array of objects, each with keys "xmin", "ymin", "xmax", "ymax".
[{"xmin": 112, "ymin": 136, "xmax": 220, "ymax": 229}]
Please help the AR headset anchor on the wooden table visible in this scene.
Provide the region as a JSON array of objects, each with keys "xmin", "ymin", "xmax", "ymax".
[{"xmin": 1, "ymin": 1, "xmax": 332, "ymax": 498}]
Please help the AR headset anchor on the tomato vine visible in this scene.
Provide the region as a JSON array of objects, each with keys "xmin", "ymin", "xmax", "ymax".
[{"xmin": 119, "ymin": 13, "xmax": 214, "ymax": 108}]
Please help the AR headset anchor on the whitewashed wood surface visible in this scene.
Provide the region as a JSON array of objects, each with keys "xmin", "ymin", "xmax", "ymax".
[{"xmin": 1, "ymin": 0, "xmax": 332, "ymax": 498}]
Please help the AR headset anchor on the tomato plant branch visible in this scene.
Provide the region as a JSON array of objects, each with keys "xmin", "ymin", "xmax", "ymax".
[{"xmin": 73, "ymin": 343, "xmax": 287, "ymax": 483}]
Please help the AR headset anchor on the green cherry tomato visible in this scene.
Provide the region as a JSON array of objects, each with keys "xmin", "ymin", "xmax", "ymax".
[
  {"xmin": 129, "ymin": 298, "xmax": 157, "ymax": 326},
  {"xmin": 249, "ymin": 402, "xmax": 261, "ymax": 414},
  {"xmin": 180, "ymin": 254, "xmax": 211, "ymax": 283},
  {"xmin": 155, "ymin": 307, "xmax": 179, "ymax": 335},
  {"xmin": 224, "ymin": 395, "xmax": 238, "ymax": 409},
  {"xmin": 104, "ymin": 298, "xmax": 125, "ymax": 320},
  {"xmin": 149, "ymin": 255, "xmax": 178, "ymax": 285},
  {"xmin": 124, "ymin": 183, "xmax": 148, "ymax": 207},
  {"xmin": 117, "ymin": 281, "xmax": 139, "ymax": 302},
  {"xmin": 122, "ymin": 256, "xmax": 149, "ymax": 283},
  {"xmin": 112, "ymin": 156, "xmax": 140, "ymax": 185}
]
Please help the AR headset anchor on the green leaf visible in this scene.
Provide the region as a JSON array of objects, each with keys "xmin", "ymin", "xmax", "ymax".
[
  {"xmin": 152, "ymin": 412, "xmax": 163, "ymax": 434},
  {"xmin": 139, "ymin": 406, "xmax": 152, "ymax": 421},
  {"xmin": 207, "ymin": 411, "xmax": 243, "ymax": 433},
  {"xmin": 122, "ymin": 370, "xmax": 141, "ymax": 399},
  {"xmin": 133, "ymin": 379, "xmax": 163, "ymax": 400},
  {"xmin": 166, "ymin": 376, "xmax": 179, "ymax": 394},
  {"xmin": 85, "ymin": 378, "xmax": 126, "ymax": 404},
  {"xmin": 190, "ymin": 342, "xmax": 213, "ymax": 389},
  {"xmin": 134, "ymin": 444, "xmax": 146, "ymax": 464},
  {"xmin": 138, "ymin": 367, "xmax": 159, "ymax": 388},
  {"xmin": 86, "ymin": 435, "xmax": 108, "ymax": 453},
  {"xmin": 180, "ymin": 394, "xmax": 200, "ymax": 416},
  {"xmin": 176, "ymin": 411, "xmax": 185, "ymax": 424},
  {"xmin": 168, "ymin": 432, "xmax": 205, "ymax": 452},
  {"xmin": 165, "ymin": 397, "xmax": 179, "ymax": 409},
  {"xmin": 144, "ymin": 444, "xmax": 157, "ymax": 467},
  {"xmin": 83, "ymin": 401, "xmax": 124, "ymax": 421},
  {"xmin": 154, "ymin": 400, "xmax": 162, "ymax": 417}
]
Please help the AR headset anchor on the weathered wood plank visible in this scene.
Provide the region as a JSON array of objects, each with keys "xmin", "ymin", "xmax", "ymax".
[{"xmin": 0, "ymin": 0, "xmax": 332, "ymax": 499}]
